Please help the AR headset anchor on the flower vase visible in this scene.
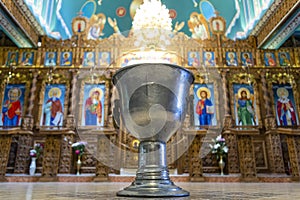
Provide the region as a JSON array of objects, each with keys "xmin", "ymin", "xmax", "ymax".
[
  {"xmin": 29, "ymin": 157, "xmax": 37, "ymax": 175},
  {"xmin": 219, "ymin": 155, "xmax": 225, "ymax": 176},
  {"xmin": 76, "ymin": 155, "xmax": 81, "ymax": 175}
]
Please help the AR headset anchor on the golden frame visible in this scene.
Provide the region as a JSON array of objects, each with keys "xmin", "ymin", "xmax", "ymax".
[
  {"xmin": 0, "ymin": 79, "xmax": 30, "ymax": 127},
  {"xmin": 72, "ymin": 16, "xmax": 88, "ymax": 36},
  {"xmin": 209, "ymin": 16, "xmax": 226, "ymax": 35},
  {"xmin": 77, "ymin": 78, "xmax": 110, "ymax": 128},
  {"xmin": 229, "ymin": 78, "xmax": 262, "ymax": 128},
  {"xmin": 36, "ymin": 79, "xmax": 70, "ymax": 129},
  {"xmin": 191, "ymin": 79, "xmax": 222, "ymax": 129}
]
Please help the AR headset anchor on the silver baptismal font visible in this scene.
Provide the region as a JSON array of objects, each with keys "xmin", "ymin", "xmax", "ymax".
[{"xmin": 112, "ymin": 63, "xmax": 194, "ymax": 197}]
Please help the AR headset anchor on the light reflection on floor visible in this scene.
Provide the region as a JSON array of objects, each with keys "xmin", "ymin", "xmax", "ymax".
[{"xmin": 0, "ymin": 182, "xmax": 300, "ymax": 200}]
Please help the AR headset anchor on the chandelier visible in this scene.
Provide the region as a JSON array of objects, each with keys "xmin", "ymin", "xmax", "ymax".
[{"xmin": 132, "ymin": 0, "xmax": 172, "ymax": 49}]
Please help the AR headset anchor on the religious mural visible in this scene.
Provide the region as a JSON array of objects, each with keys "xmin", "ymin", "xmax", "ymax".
[
  {"xmin": 272, "ymin": 84, "xmax": 298, "ymax": 126},
  {"xmin": 264, "ymin": 52, "xmax": 276, "ymax": 67},
  {"xmin": 60, "ymin": 52, "xmax": 73, "ymax": 66},
  {"xmin": 6, "ymin": 52, "xmax": 18, "ymax": 66},
  {"xmin": 0, "ymin": 84, "xmax": 26, "ymax": 127},
  {"xmin": 203, "ymin": 51, "xmax": 215, "ymax": 67},
  {"xmin": 81, "ymin": 84, "xmax": 105, "ymax": 126},
  {"xmin": 193, "ymin": 83, "xmax": 216, "ymax": 126},
  {"xmin": 187, "ymin": 12, "xmax": 210, "ymax": 40},
  {"xmin": 21, "ymin": 52, "xmax": 34, "ymax": 66},
  {"xmin": 87, "ymin": 13, "xmax": 106, "ymax": 40},
  {"xmin": 211, "ymin": 18, "xmax": 225, "ymax": 33},
  {"xmin": 188, "ymin": 51, "xmax": 200, "ymax": 67},
  {"xmin": 233, "ymin": 84, "xmax": 257, "ymax": 126},
  {"xmin": 83, "ymin": 52, "xmax": 95, "ymax": 67},
  {"xmin": 278, "ymin": 52, "xmax": 291, "ymax": 67},
  {"xmin": 40, "ymin": 84, "xmax": 66, "ymax": 126},
  {"xmin": 241, "ymin": 52, "xmax": 253, "ymax": 67},
  {"xmin": 72, "ymin": 16, "xmax": 87, "ymax": 35},
  {"xmin": 226, "ymin": 51, "xmax": 238, "ymax": 66},
  {"xmin": 98, "ymin": 52, "xmax": 111, "ymax": 67},
  {"xmin": 44, "ymin": 52, "xmax": 57, "ymax": 66}
]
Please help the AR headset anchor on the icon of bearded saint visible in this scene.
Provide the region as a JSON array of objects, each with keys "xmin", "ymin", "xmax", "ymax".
[
  {"xmin": 2, "ymin": 88, "xmax": 22, "ymax": 126},
  {"xmin": 276, "ymin": 87, "xmax": 297, "ymax": 126}
]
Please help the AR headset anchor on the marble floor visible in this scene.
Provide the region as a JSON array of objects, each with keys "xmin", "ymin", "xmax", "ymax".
[{"xmin": 1, "ymin": 182, "xmax": 300, "ymax": 200}]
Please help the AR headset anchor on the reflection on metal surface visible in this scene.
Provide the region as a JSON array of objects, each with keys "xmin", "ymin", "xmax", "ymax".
[{"xmin": 113, "ymin": 63, "xmax": 194, "ymax": 197}]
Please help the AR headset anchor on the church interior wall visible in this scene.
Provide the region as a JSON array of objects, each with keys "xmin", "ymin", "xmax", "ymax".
[{"xmin": 0, "ymin": 18, "xmax": 300, "ymax": 182}]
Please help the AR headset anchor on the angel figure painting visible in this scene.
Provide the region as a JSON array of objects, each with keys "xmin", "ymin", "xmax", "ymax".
[
  {"xmin": 188, "ymin": 12, "xmax": 210, "ymax": 40},
  {"xmin": 87, "ymin": 13, "xmax": 106, "ymax": 40},
  {"xmin": 234, "ymin": 84, "xmax": 257, "ymax": 126},
  {"xmin": 82, "ymin": 84, "xmax": 106, "ymax": 126}
]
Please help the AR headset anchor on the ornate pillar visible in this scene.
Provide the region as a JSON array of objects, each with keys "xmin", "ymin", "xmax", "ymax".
[
  {"xmin": 224, "ymin": 134, "xmax": 239, "ymax": 173},
  {"xmin": 237, "ymin": 135, "xmax": 258, "ymax": 181},
  {"xmin": 189, "ymin": 133, "xmax": 204, "ymax": 181},
  {"xmin": 221, "ymin": 70, "xmax": 232, "ymax": 120},
  {"xmin": 22, "ymin": 71, "xmax": 38, "ymax": 130},
  {"xmin": 66, "ymin": 70, "xmax": 78, "ymax": 129},
  {"xmin": 176, "ymin": 131, "xmax": 189, "ymax": 174},
  {"xmin": 58, "ymin": 133, "xmax": 75, "ymax": 173},
  {"xmin": 221, "ymin": 70, "xmax": 239, "ymax": 174},
  {"xmin": 260, "ymin": 71, "xmax": 276, "ymax": 129},
  {"xmin": 94, "ymin": 134, "xmax": 109, "ymax": 181},
  {"xmin": 286, "ymin": 135, "xmax": 300, "ymax": 180},
  {"xmin": 0, "ymin": 134, "xmax": 12, "ymax": 181},
  {"xmin": 265, "ymin": 133, "xmax": 285, "ymax": 173},
  {"xmin": 260, "ymin": 71, "xmax": 285, "ymax": 173},
  {"xmin": 41, "ymin": 134, "xmax": 61, "ymax": 181},
  {"xmin": 14, "ymin": 134, "xmax": 33, "ymax": 173}
]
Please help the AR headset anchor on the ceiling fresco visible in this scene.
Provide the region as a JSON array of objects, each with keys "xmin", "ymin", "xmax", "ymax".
[{"xmin": 24, "ymin": 0, "xmax": 275, "ymax": 41}]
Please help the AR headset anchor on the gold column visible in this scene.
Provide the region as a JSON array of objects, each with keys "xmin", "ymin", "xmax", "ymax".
[
  {"xmin": 260, "ymin": 71, "xmax": 276, "ymax": 129},
  {"xmin": 221, "ymin": 70, "xmax": 231, "ymax": 117},
  {"xmin": 66, "ymin": 70, "xmax": 77, "ymax": 128},
  {"xmin": 22, "ymin": 71, "xmax": 38, "ymax": 130}
]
